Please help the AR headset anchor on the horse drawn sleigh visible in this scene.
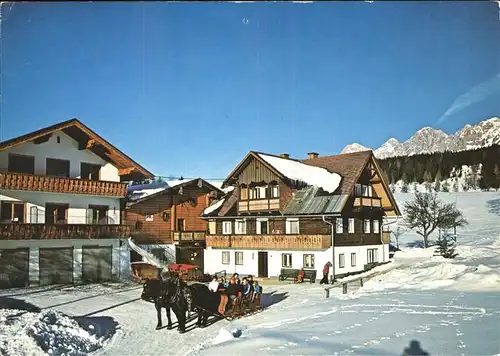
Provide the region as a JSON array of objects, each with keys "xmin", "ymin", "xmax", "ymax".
[{"xmin": 140, "ymin": 269, "xmax": 263, "ymax": 333}]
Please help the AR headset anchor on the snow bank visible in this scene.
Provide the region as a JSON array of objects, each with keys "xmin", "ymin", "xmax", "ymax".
[
  {"xmin": 258, "ymin": 153, "xmax": 342, "ymax": 193},
  {"xmin": 211, "ymin": 328, "xmax": 242, "ymax": 346},
  {"xmin": 0, "ymin": 310, "xmax": 109, "ymax": 356}
]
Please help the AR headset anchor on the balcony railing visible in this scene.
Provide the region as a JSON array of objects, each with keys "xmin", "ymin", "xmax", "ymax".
[
  {"xmin": 0, "ymin": 172, "xmax": 128, "ymax": 197},
  {"xmin": 353, "ymin": 196, "xmax": 382, "ymax": 208},
  {"xmin": 0, "ymin": 223, "xmax": 133, "ymax": 240},
  {"xmin": 238, "ymin": 198, "xmax": 280, "ymax": 212},
  {"xmin": 206, "ymin": 234, "xmax": 331, "ymax": 250},
  {"xmin": 172, "ymin": 231, "xmax": 206, "ymax": 242}
]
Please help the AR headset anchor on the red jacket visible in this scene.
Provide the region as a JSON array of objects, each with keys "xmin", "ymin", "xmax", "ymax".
[{"xmin": 323, "ymin": 263, "xmax": 331, "ymax": 274}]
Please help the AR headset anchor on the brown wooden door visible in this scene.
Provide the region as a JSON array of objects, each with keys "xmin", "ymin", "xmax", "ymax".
[{"xmin": 258, "ymin": 251, "xmax": 268, "ymax": 278}]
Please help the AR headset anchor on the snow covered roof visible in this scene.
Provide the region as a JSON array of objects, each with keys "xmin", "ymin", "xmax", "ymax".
[
  {"xmin": 258, "ymin": 153, "xmax": 342, "ymax": 194},
  {"xmin": 203, "ymin": 197, "xmax": 226, "ymax": 215}
]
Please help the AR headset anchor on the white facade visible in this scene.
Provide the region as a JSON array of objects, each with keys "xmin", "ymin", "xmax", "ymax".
[
  {"xmin": 0, "ymin": 131, "xmax": 119, "ymax": 181},
  {"xmin": 204, "ymin": 244, "xmax": 389, "ymax": 280},
  {"xmin": 0, "ymin": 127, "xmax": 134, "ymax": 286}
]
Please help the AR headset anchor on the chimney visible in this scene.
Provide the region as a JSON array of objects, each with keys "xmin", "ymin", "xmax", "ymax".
[
  {"xmin": 280, "ymin": 153, "xmax": 290, "ymax": 159},
  {"xmin": 307, "ymin": 152, "xmax": 319, "ymax": 159}
]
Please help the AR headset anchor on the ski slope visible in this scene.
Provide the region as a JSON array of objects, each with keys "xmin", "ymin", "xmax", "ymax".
[{"xmin": 0, "ymin": 192, "xmax": 499, "ymax": 356}]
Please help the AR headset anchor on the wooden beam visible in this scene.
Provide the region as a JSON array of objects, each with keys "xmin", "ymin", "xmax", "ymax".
[
  {"xmin": 33, "ymin": 134, "xmax": 52, "ymax": 145},
  {"xmin": 78, "ymin": 138, "xmax": 97, "ymax": 150},
  {"xmin": 118, "ymin": 167, "xmax": 136, "ymax": 176}
]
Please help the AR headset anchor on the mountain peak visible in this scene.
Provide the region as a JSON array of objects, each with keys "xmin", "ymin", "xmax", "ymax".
[
  {"xmin": 340, "ymin": 142, "xmax": 371, "ymax": 154},
  {"xmin": 344, "ymin": 116, "xmax": 500, "ymax": 159}
]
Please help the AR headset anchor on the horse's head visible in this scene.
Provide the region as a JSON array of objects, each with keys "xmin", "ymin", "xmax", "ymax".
[{"xmin": 141, "ymin": 278, "xmax": 163, "ymax": 302}]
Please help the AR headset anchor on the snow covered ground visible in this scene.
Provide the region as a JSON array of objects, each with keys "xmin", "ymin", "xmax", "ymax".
[{"xmin": 0, "ymin": 192, "xmax": 499, "ymax": 356}]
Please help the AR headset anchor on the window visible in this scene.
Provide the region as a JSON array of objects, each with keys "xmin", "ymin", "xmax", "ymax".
[
  {"xmin": 235, "ymin": 219, "xmax": 246, "ymax": 234},
  {"xmin": 373, "ymin": 220, "xmax": 380, "ymax": 234},
  {"xmin": 286, "ymin": 218, "xmax": 299, "ymax": 234},
  {"xmin": 240, "ymin": 186, "xmax": 248, "ymax": 200},
  {"xmin": 208, "ymin": 221, "xmax": 216, "ymax": 235},
  {"xmin": 222, "ymin": 251, "xmax": 230, "ymax": 265},
  {"xmin": 88, "ymin": 205, "xmax": 108, "ymax": 224},
  {"xmin": 222, "ymin": 221, "xmax": 232, "ymax": 235},
  {"xmin": 367, "ymin": 249, "xmax": 379, "ymax": 263},
  {"xmin": 177, "ymin": 218, "xmax": 185, "ymax": 231},
  {"xmin": 354, "ymin": 183, "xmax": 362, "ymax": 196},
  {"xmin": 362, "ymin": 185, "xmax": 372, "ymax": 197},
  {"xmin": 351, "ymin": 253, "xmax": 356, "ymax": 267},
  {"xmin": 250, "ymin": 187, "xmax": 260, "ymax": 199},
  {"xmin": 256, "ymin": 219, "xmax": 269, "ymax": 235},
  {"xmin": 364, "ymin": 219, "xmax": 371, "ymax": 233},
  {"xmin": 145, "ymin": 214, "xmax": 154, "ymax": 222},
  {"xmin": 45, "ymin": 203, "xmax": 68, "ymax": 224},
  {"xmin": 8, "ymin": 154, "xmax": 35, "ymax": 174},
  {"xmin": 46, "ymin": 158, "xmax": 70, "ymax": 178},
  {"xmin": 367, "ymin": 185, "xmax": 373, "ymax": 197},
  {"xmin": 235, "ymin": 252, "xmax": 243, "ymax": 265},
  {"xmin": 1, "ymin": 201, "xmax": 25, "ymax": 223},
  {"xmin": 336, "ymin": 218, "xmax": 343, "ymax": 234},
  {"xmin": 339, "ymin": 253, "xmax": 345, "ymax": 268},
  {"xmin": 271, "ymin": 185, "xmax": 280, "ymax": 198},
  {"xmin": 303, "ymin": 254, "xmax": 315, "ymax": 268},
  {"xmin": 81, "ymin": 163, "xmax": 101, "ymax": 181},
  {"xmin": 30, "ymin": 206, "xmax": 39, "ymax": 223},
  {"xmin": 258, "ymin": 186, "xmax": 267, "ymax": 199},
  {"xmin": 348, "ymin": 218, "xmax": 355, "ymax": 233},
  {"xmin": 282, "ymin": 253, "xmax": 292, "ymax": 267}
]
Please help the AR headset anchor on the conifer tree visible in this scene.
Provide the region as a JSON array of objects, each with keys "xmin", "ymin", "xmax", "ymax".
[{"xmin": 433, "ymin": 233, "xmax": 458, "ymax": 259}]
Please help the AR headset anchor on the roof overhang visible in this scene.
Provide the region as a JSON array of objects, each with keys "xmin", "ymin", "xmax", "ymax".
[{"xmin": 0, "ymin": 118, "xmax": 154, "ymax": 181}]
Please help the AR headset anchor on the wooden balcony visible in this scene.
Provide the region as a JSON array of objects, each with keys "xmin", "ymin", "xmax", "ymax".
[
  {"xmin": 206, "ymin": 234, "xmax": 331, "ymax": 250},
  {"xmin": 0, "ymin": 172, "xmax": 128, "ymax": 197},
  {"xmin": 0, "ymin": 223, "xmax": 133, "ymax": 240},
  {"xmin": 172, "ymin": 231, "xmax": 206, "ymax": 242},
  {"xmin": 353, "ymin": 196, "xmax": 382, "ymax": 208},
  {"xmin": 238, "ymin": 198, "xmax": 280, "ymax": 213}
]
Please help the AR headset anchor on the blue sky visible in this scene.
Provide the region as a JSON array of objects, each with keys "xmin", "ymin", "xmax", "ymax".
[{"xmin": 2, "ymin": 2, "xmax": 499, "ymax": 180}]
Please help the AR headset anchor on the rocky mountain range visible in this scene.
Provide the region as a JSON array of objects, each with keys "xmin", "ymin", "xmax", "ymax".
[{"xmin": 341, "ymin": 117, "xmax": 500, "ymax": 159}]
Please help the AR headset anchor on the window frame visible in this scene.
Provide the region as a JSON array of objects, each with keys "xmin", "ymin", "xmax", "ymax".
[
  {"xmin": 8, "ymin": 153, "xmax": 35, "ymax": 175},
  {"xmin": 222, "ymin": 251, "xmax": 230, "ymax": 265},
  {"xmin": 339, "ymin": 253, "xmax": 345, "ymax": 268},
  {"xmin": 222, "ymin": 221, "xmax": 232, "ymax": 235},
  {"xmin": 364, "ymin": 219, "xmax": 371, "ymax": 233},
  {"xmin": 348, "ymin": 218, "xmax": 355, "ymax": 233},
  {"xmin": 373, "ymin": 219, "xmax": 380, "ymax": 234},
  {"xmin": 286, "ymin": 218, "xmax": 300, "ymax": 234},
  {"xmin": 281, "ymin": 253, "xmax": 292, "ymax": 268},
  {"xmin": 351, "ymin": 252, "xmax": 356, "ymax": 267},
  {"xmin": 0, "ymin": 201, "xmax": 26, "ymax": 223},
  {"xmin": 235, "ymin": 251, "xmax": 244, "ymax": 265},
  {"xmin": 336, "ymin": 218, "xmax": 343, "ymax": 234},
  {"xmin": 256, "ymin": 218, "xmax": 269, "ymax": 235},
  {"xmin": 234, "ymin": 219, "xmax": 246, "ymax": 234},
  {"xmin": 367, "ymin": 248, "xmax": 379, "ymax": 263},
  {"xmin": 303, "ymin": 254, "xmax": 315, "ymax": 269}
]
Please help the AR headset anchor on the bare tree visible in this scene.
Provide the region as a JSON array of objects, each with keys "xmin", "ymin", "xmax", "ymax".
[
  {"xmin": 402, "ymin": 192, "xmax": 468, "ymax": 248},
  {"xmin": 391, "ymin": 226, "xmax": 406, "ymax": 249}
]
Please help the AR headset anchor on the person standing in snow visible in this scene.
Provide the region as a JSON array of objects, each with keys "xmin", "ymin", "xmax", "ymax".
[
  {"xmin": 320, "ymin": 261, "xmax": 332, "ymax": 284},
  {"xmin": 208, "ymin": 275, "xmax": 219, "ymax": 292}
]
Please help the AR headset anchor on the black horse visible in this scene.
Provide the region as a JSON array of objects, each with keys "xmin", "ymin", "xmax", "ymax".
[
  {"xmin": 141, "ymin": 278, "xmax": 188, "ymax": 332},
  {"xmin": 189, "ymin": 283, "xmax": 229, "ymax": 327}
]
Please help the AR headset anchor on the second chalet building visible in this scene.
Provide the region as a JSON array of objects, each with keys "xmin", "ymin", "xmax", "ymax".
[
  {"xmin": 0, "ymin": 119, "xmax": 152, "ymax": 288},
  {"xmin": 202, "ymin": 150, "xmax": 401, "ymax": 280}
]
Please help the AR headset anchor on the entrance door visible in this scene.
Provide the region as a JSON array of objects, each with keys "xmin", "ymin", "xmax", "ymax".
[{"xmin": 258, "ymin": 251, "xmax": 268, "ymax": 278}]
